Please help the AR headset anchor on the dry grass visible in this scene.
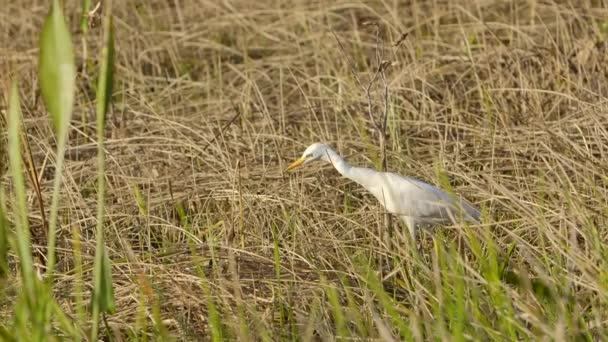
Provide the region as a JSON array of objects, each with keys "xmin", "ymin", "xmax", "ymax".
[{"xmin": 2, "ymin": 0, "xmax": 608, "ymax": 340}]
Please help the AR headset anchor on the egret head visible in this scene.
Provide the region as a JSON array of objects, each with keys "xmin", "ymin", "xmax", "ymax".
[{"xmin": 286, "ymin": 143, "xmax": 333, "ymax": 172}]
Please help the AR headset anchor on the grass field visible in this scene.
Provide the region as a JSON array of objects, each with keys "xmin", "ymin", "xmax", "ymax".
[{"xmin": 2, "ymin": 0, "xmax": 608, "ymax": 340}]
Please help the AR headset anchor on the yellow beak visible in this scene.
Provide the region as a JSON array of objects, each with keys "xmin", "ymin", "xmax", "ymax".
[{"xmin": 286, "ymin": 157, "xmax": 307, "ymax": 172}]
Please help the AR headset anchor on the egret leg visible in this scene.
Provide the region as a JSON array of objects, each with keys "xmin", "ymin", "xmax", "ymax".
[
  {"xmin": 400, "ymin": 215, "xmax": 423, "ymax": 257},
  {"xmin": 400, "ymin": 216, "xmax": 418, "ymax": 241}
]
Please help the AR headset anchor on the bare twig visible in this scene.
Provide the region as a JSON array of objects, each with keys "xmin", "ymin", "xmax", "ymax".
[
  {"xmin": 330, "ymin": 29, "xmax": 365, "ymax": 92},
  {"xmin": 2, "ymin": 73, "xmax": 48, "ymax": 266},
  {"xmin": 331, "ymin": 23, "xmax": 395, "ymax": 251},
  {"xmin": 372, "ymin": 24, "xmax": 393, "ymax": 246},
  {"xmin": 20, "ymin": 128, "xmax": 48, "ymax": 265},
  {"xmin": 393, "ymin": 32, "xmax": 409, "ymax": 47},
  {"xmin": 175, "ymin": 103, "xmax": 241, "ymax": 178},
  {"xmin": 202, "ymin": 102, "xmax": 242, "ymax": 153}
]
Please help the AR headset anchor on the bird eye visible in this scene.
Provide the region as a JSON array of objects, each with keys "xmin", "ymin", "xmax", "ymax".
[{"xmin": 304, "ymin": 153, "xmax": 312, "ymax": 158}]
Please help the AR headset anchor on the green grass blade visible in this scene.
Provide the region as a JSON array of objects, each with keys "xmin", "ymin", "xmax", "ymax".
[
  {"xmin": 0, "ymin": 323, "xmax": 16, "ymax": 342},
  {"xmin": 80, "ymin": 0, "xmax": 92, "ymax": 34},
  {"xmin": 39, "ymin": 0, "xmax": 75, "ymax": 136},
  {"xmin": 99, "ymin": 248, "xmax": 116, "ymax": 314},
  {"xmin": 95, "ymin": 15, "xmax": 115, "ymax": 124},
  {"xmin": 354, "ymin": 256, "xmax": 411, "ymax": 340},
  {"xmin": 0, "ymin": 188, "xmax": 8, "ymax": 278},
  {"xmin": 39, "ymin": 0, "xmax": 76, "ymax": 283},
  {"xmin": 323, "ymin": 279, "xmax": 349, "ymax": 338},
  {"xmin": 90, "ymin": 2, "xmax": 116, "ymax": 340},
  {"xmin": 70, "ymin": 223, "xmax": 86, "ymax": 341},
  {"xmin": 195, "ymin": 264, "xmax": 223, "ymax": 342},
  {"xmin": 50, "ymin": 296, "xmax": 81, "ymax": 339},
  {"xmin": 7, "ymin": 80, "xmax": 36, "ymax": 309}
]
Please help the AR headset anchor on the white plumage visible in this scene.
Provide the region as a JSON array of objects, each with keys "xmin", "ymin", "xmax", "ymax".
[{"xmin": 286, "ymin": 143, "xmax": 480, "ymax": 239}]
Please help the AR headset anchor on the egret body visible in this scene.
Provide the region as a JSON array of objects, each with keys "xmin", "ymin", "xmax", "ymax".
[{"xmin": 286, "ymin": 143, "xmax": 480, "ymax": 239}]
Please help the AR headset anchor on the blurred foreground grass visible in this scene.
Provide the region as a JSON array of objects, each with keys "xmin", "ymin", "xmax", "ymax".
[{"xmin": 1, "ymin": 0, "xmax": 608, "ymax": 340}]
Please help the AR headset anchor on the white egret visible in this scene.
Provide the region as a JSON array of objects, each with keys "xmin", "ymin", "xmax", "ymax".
[{"xmin": 286, "ymin": 143, "xmax": 481, "ymax": 240}]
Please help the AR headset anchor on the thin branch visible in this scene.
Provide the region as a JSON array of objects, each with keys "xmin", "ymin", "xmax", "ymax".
[
  {"xmin": 330, "ymin": 28, "xmax": 365, "ymax": 92},
  {"xmin": 331, "ymin": 27, "xmax": 382, "ymax": 131},
  {"xmin": 365, "ymin": 72, "xmax": 382, "ymax": 131},
  {"xmin": 332, "ymin": 25, "xmax": 392, "ymax": 138},
  {"xmin": 20, "ymin": 128, "xmax": 48, "ymax": 265},
  {"xmin": 393, "ymin": 32, "xmax": 409, "ymax": 48},
  {"xmin": 175, "ymin": 103, "xmax": 241, "ymax": 179},
  {"xmin": 380, "ymin": 61, "xmax": 390, "ymax": 137},
  {"xmin": 332, "ymin": 24, "xmax": 396, "ymax": 252}
]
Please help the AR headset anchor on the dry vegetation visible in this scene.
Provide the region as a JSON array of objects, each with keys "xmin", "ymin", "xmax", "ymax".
[{"xmin": 2, "ymin": 0, "xmax": 608, "ymax": 340}]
